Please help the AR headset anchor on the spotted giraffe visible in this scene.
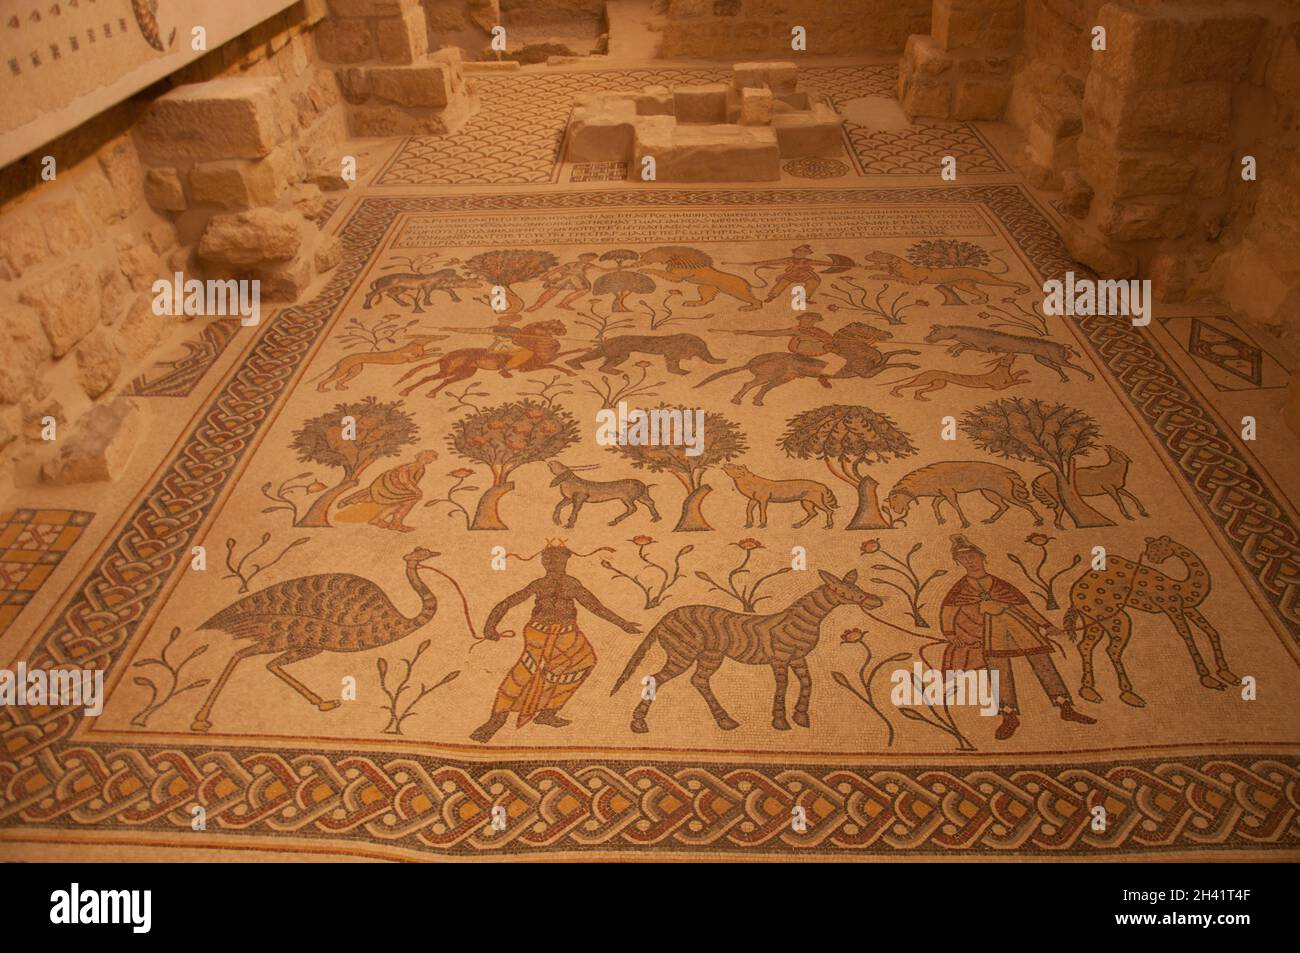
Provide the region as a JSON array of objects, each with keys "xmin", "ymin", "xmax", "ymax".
[{"xmin": 1063, "ymin": 536, "xmax": 1238, "ymax": 707}]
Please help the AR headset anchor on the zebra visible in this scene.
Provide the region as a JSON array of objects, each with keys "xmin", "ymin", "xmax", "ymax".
[{"xmin": 610, "ymin": 569, "xmax": 883, "ymax": 732}]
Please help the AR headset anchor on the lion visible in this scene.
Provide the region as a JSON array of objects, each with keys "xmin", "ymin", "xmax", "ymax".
[{"xmin": 634, "ymin": 246, "xmax": 764, "ymax": 311}]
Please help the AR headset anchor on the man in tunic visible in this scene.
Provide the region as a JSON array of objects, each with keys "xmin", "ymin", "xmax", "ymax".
[
  {"xmin": 939, "ymin": 534, "xmax": 1096, "ymax": 740},
  {"xmin": 728, "ymin": 312, "xmax": 839, "ymax": 384},
  {"xmin": 334, "ymin": 449, "xmax": 438, "ymax": 532},
  {"xmin": 470, "ymin": 542, "xmax": 642, "ymax": 743},
  {"xmin": 526, "ymin": 252, "xmax": 606, "ymax": 312}
]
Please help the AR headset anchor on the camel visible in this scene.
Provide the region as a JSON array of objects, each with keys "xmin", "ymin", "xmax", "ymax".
[{"xmin": 1063, "ymin": 535, "xmax": 1238, "ymax": 707}]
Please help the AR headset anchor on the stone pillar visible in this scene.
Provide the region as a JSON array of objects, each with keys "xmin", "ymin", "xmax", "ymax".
[
  {"xmin": 1061, "ymin": 4, "xmax": 1262, "ymax": 281},
  {"xmin": 898, "ymin": 0, "xmax": 1022, "ymax": 120},
  {"xmin": 318, "ymin": 0, "xmax": 478, "ymax": 136}
]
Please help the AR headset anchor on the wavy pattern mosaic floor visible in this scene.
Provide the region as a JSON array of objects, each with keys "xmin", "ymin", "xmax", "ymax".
[
  {"xmin": 1, "ymin": 186, "xmax": 1297, "ymax": 856},
  {"xmin": 374, "ymin": 64, "xmax": 1007, "ymax": 186}
]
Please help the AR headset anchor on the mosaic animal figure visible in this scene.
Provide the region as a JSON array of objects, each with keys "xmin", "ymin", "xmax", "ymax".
[
  {"xmin": 548, "ymin": 461, "xmax": 661, "ymax": 527},
  {"xmin": 191, "ymin": 547, "xmax": 442, "ymax": 731},
  {"xmin": 363, "ymin": 267, "xmax": 477, "ymax": 313},
  {"xmin": 722, "ymin": 462, "xmax": 838, "ymax": 528},
  {"xmin": 307, "ymin": 334, "xmax": 447, "ymax": 392},
  {"xmin": 611, "ymin": 569, "xmax": 883, "ymax": 732},
  {"xmin": 396, "ymin": 319, "xmax": 575, "ymax": 397},
  {"xmin": 634, "ymin": 245, "xmax": 764, "ymax": 311},
  {"xmin": 885, "ymin": 461, "xmax": 1043, "ymax": 527},
  {"xmin": 1032, "ymin": 445, "xmax": 1149, "ymax": 529},
  {"xmin": 887, "ymin": 352, "xmax": 1029, "ymax": 400},
  {"xmin": 565, "ymin": 333, "xmax": 726, "ymax": 375},
  {"xmin": 924, "ymin": 324, "xmax": 1095, "ymax": 382},
  {"xmin": 861, "ymin": 249, "xmax": 1029, "ymax": 305},
  {"xmin": 1063, "ymin": 536, "xmax": 1237, "ymax": 707}
]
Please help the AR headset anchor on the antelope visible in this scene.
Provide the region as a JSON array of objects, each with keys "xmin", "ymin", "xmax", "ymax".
[
  {"xmin": 547, "ymin": 461, "xmax": 661, "ymax": 528},
  {"xmin": 1032, "ymin": 444, "xmax": 1149, "ymax": 528}
]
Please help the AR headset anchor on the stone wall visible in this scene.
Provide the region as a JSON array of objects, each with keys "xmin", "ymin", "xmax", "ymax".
[
  {"xmin": 0, "ymin": 1, "xmax": 348, "ymax": 486},
  {"xmin": 661, "ymin": 0, "xmax": 931, "ymax": 58}
]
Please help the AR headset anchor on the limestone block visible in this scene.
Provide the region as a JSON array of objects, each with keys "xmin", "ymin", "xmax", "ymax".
[
  {"xmin": 377, "ymin": 5, "xmax": 429, "ymax": 64},
  {"xmin": 738, "ymin": 86, "xmax": 774, "ymax": 125},
  {"xmin": 1078, "ymin": 136, "xmax": 1195, "ymax": 200},
  {"xmin": 1084, "ymin": 71, "xmax": 1231, "ymax": 143},
  {"xmin": 634, "ymin": 122, "xmax": 780, "ymax": 182},
  {"xmin": 315, "ymin": 18, "xmax": 376, "ymax": 63},
  {"xmin": 771, "ymin": 102, "xmax": 843, "ymax": 156},
  {"xmin": 348, "ymin": 103, "xmax": 460, "ymax": 136},
  {"xmin": 1096, "ymin": 195, "xmax": 1192, "ymax": 242},
  {"xmin": 74, "ymin": 167, "xmax": 126, "ymax": 227},
  {"xmin": 198, "ymin": 209, "xmax": 303, "ymax": 268},
  {"xmin": 732, "ymin": 61, "xmax": 798, "ymax": 94},
  {"xmin": 368, "ymin": 65, "xmax": 453, "ymax": 108},
  {"xmin": 315, "ymin": 236, "xmax": 344, "ymax": 273},
  {"xmin": 40, "ymin": 199, "xmax": 96, "ymax": 257},
  {"xmin": 74, "ymin": 327, "xmax": 121, "ymax": 399},
  {"xmin": 636, "ymin": 86, "xmax": 675, "ymax": 116},
  {"xmin": 136, "ymin": 79, "xmax": 281, "ymax": 163},
  {"xmin": 97, "ymin": 139, "xmax": 145, "ymax": 214},
  {"xmin": 116, "ymin": 299, "xmax": 166, "ymax": 362},
  {"xmin": 41, "ymin": 398, "xmax": 142, "ymax": 486},
  {"xmin": 0, "ymin": 308, "xmax": 52, "ymax": 404},
  {"xmin": 0, "ymin": 212, "xmax": 50, "ymax": 279},
  {"xmin": 567, "ymin": 100, "xmax": 639, "ymax": 162},
  {"xmin": 189, "ymin": 157, "xmax": 283, "ymax": 209},
  {"xmin": 934, "ymin": 0, "xmax": 1022, "ymax": 52},
  {"xmin": 19, "ymin": 262, "xmax": 100, "ymax": 357},
  {"xmin": 674, "ymin": 84, "xmax": 729, "ymax": 124},
  {"xmin": 99, "ymin": 267, "xmax": 136, "ymax": 326},
  {"xmin": 952, "ymin": 76, "xmax": 1012, "ymax": 120},
  {"xmin": 144, "ymin": 168, "xmax": 188, "ymax": 212},
  {"xmin": 252, "ymin": 256, "xmax": 316, "ymax": 302},
  {"xmin": 1096, "ymin": 5, "xmax": 1263, "ymax": 86}
]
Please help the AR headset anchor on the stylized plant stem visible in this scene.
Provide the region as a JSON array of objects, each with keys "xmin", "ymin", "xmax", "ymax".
[
  {"xmin": 129, "ymin": 627, "xmax": 211, "ymax": 727},
  {"xmin": 423, "ymin": 469, "xmax": 478, "ymax": 529},
  {"xmin": 1007, "ymin": 536, "xmax": 1081, "ymax": 611},
  {"xmin": 826, "ymin": 278, "xmax": 925, "ymax": 324},
  {"xmin": 868, "ymin": 541, "xmax": 947, "ymax": 628},
  {"xmin": 522, "ymin": 373, "xmax": 575, "ymax": 406},
  {"xmin": 259, "ymin": 472, "xmax": 317, "ymax": 522},
  {"xmin": 376, "ymin": 639, "xmax": 460, "ymax": 735},
  {"xmin": 695, "ymin": 543, "xmax": 791, "ymax": 612},
  {"xmin": 580, "ymin": 362, "xmax": 665, "ymax": 408},
  {"xmin": 444, "ymin": 383, "xmax": 489, "ymax": 414},
  {"xmin": 831, "ymin": 640, "xmax": 910, "ymax": 746},
  {"xmin": 602, "ymin": 539, "xmax": 693, "ymax": 609},
  {"xmin": 224, "ymin": 532, "xmax": 310, "ymax": 593}
]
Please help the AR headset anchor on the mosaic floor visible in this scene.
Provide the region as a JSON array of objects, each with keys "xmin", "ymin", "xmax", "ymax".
[{"xmin": 1, "ymin": 64, "xmax": 1298, "ymax": 861}]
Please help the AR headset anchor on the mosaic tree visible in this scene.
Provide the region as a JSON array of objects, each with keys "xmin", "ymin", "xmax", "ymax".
[
  {"xmin": 780, "ymin": 404, "xmax": 917, "ymax": 530},
  {"xmin": 448, "ymin": 399, "xmax": 579, "ymax": 530},
  {"xmin": 611, "ymin": 406, "xmax": 747, "ymax": 532},
  {"xmin": 961, "ymin": 397, "xmax": 1114, "ymax": 529},
  {"xmin": 289, "ymin": 397, "xmax": 418, "ymax": 528},
  {"xmin": 463, "ymin": 249, "xmax": 558, "ymax": 314},
  {"xmin": 593, "ymin": 249, "xmax": 655, "ymax": 311}
]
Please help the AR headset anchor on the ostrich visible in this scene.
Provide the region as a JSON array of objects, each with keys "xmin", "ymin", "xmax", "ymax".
[{"xmin": 190, "ymin": 547, "xmax": 444, "ymax": 731}]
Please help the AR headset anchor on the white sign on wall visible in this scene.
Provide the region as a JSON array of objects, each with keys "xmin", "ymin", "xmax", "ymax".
[{"xmin": 1, "ymin": 0, "xmax": 299, "ymax": 169}]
